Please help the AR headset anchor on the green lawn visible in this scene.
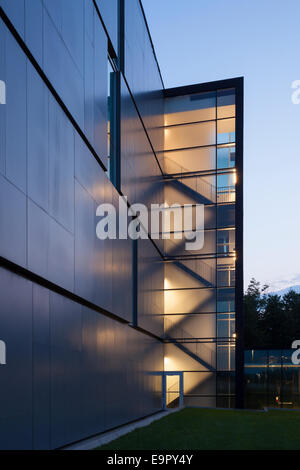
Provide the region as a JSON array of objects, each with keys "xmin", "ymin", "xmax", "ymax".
[{"xmin": 96, "ymin": 408, "xmax": 300, "ymax": 450}]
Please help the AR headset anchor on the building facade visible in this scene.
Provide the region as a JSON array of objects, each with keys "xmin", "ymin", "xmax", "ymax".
[{"xmin": 0, "ymin": 0, "xmax": 243, "ymax": 449}]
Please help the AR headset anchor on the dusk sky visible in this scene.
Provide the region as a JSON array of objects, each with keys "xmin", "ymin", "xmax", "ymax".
[{"xmin": 143, "ymin": 0, "xmax": 300, "ymax": 291}]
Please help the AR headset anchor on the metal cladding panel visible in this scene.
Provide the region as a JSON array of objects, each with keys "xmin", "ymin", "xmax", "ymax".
[
  {"xmin": 93, "ymin": 11, "xmax": 108, "ymax": 168},
  {"xmin": 0, "ymin": 267, "xmax": 164, "ymax": 449},
  {"xmin": 0, "ymin": 21, "xmax": 4, "ymax": 175},
  {"xmin": 43, "ymin": 0, "xmax": 63, "ymax": 33},
  {"xmin": 111, "ymin": 189, "xmax": 133, "ymax": 321},
  {"xmin": 75, "ymin": 180, "xmax": 98, "ymax": 303},
  {"xmin": 138, "ymin": 238, "xmax": 164, "ymax": 337},
  {"xmin": 27, "ymin": 63, "xmax": 49, "ymax": 212},
  {"xmin": 81, "ymin": 306, "xmax": 106, "ymax": 436},
  {"xmin": 27, "ymin": 199, "xmax": 75, "ymax": 293},
  {"xmin": 120, "ymin": 77, "xmax": 163, "ymax": 210},
  {"xmin": 43, "ymin": 7, "xmax": 84, "ymax": 128},
  {"xmin": 0, "ymin": 174, "xmax": 27, "ymax": 267},
  {"xmin": 48, "ymin": 216, "xmax": 75, "ymax": 293},
  {"xmin": 84, "ymin": 0, "xmax": 94, "ymax": 46},
  {"xmin": 124, "ymin": 0, "xmax": 164, "ymax": 153},
  {"xmin": 32, "ymin": 284, "xmax": 51, "ymax": 450},
  {"xmin": 27, "ymin": 199, "xmax": 50, "ymax": 279},
  {"xmin": 94, "ymin": 12, "xmax": 108, "ymax": 125},
  {"xmin": 48, "ymin": 95, "xmax": 75, "ymax": 235},
  {"xmin": 84, "ymin": 28, "xmax": 95, "ymax": 145},
  {"xmin": 0, "ymin": 0, "xmax": 25, "ymax": 38},
  {"xmin": 0, "ymin": 268, "xmax": 33, "ymax": 450},
  {"xmin": 5, "ymin": 30, "xmax": 27, "ymax": 192},
  {"xmin": 25, "ymin": 0, "xmax": 43, "ymax": 64},
  {"xmin": 75, "ymin": 132, "xmax": 105, "ymax": 205},
  {"xmin": 95, "ymin": 0, "xmax": 118, "ymax": 55},
  {"xmin": 61, "ymin": 0, "xmax": 84, "ymax": 76}
]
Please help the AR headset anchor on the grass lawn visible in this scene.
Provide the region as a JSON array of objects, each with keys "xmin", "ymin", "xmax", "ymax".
[{"xmin": 96, "ymin": 408, "xmax": 300, "ymax": 450}]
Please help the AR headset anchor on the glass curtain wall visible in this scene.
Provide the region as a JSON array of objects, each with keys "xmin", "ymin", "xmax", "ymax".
[
  {"xmin": 162, "ymin": 88, "xmax": 237, "ymax": 407},
  {"xmin": 245, "ymin": 350, "xmax": 300, "ymax": 409}
]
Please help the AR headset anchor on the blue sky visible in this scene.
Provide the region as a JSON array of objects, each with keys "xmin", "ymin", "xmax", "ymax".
[{"xmin": 142, "ymin": 0, "xmax": 300, "ymax": 291}]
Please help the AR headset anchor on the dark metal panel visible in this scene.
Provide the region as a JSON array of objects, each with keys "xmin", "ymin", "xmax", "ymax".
[
  {"xmin": 81, "ymin": 306, "xmax": 105, "ymax": 436},
  {"xmin": 138, "ymin": 238, "xmax": 164, "ymax": 337},
  {"xmin": 0, "ymin": 267, "xmax": 32, "ymax": 450},
  {"xmin": 27, "ymin": 199, "xmax": 49, "ymax": 279},
  {"xmin": 0, "ymin": 19, "xmax": 5, "ymax": 175},
  {"xmin": 102, "ymin": 175, "xmax": 113, "ymax": 311},
  {"xmin": 50, "ymin": 292, "xmax": 83, "ymax": 448},
  {"xmin": 84, "ymin": 29, "xmax": 95, "ymax": 146},
  {"xmin": 61, "ymin": 0, "xmax": 84, "ymax": 76},
  {"xmin": 43, "ymin": 8, "xmax": 84, "ymax": 128},
  {"xmin": 43, "ymin": 0, "xmax": 62, "ymax": 33},
  {"xmin": 124, "ymin": 0, "xmax": 164, "ymax": 154},
  {"xmin": 48, "ymin": 95, "xmax": 75, "ymax": 234},
  {"xmin": 25, "ymin": 0, "xmax": 43, "ymax": 65},
  {"xmin": 85, "ymin": 0, "xmax": 94, "ymax": 46},
  {"xmin": 0, "ymin": 0, "xmax": 25, "ymax": 38},
  {"xmin": 28, "ymin": 198, "xmax": 75, "ymax": 292},
  {"xmin": 120, "ymin": 76, "xmax": 163, "ymax": 210},
  {"xmin": 94, "ymin": 11, "xmax": 107, "ymax": 166},
  {"xmin": 5, "ymin": 29, "xmax": 27, "ymax": 192},
  {"xmin": 74, "ymin": 180, "xmax": 96, "ymax": 303},
  {"xmin": 0, "ymin": 174, "xmax": 26, "ymax": 267},
  {"xmin": 27, "ymin": 62, "xmax": 49, "ymax": 211},
  {"xmin": 32, "ymin": 284, "xmax": 50, "ymax": 450},
  {"xmin": 75, "ymin": 132, "xmax": 105, "ymax": 205},
  {"xmin": 95, "ymin": 0, "xmax": 118, "ymax": 56},
  {"xmin": 48, "ymin": 216, "xmax": 75, "ymax": 293},
  {"xmin": 111, "ymin": 189, "xmax": 132, "ymax": 321}
]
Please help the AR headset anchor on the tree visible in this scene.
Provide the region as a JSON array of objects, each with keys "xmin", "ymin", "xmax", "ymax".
[{"xmin": 244, "ymin": 278, "xmax": 300, "ymax": 349}]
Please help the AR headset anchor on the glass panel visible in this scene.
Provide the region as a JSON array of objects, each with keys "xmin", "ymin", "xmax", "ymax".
[
  {"xmin": 164, "ymin": 313, "xmax": 216, "ymax": 339},
  {"xmin": 164, "ymin": 258, "xmax": 216, "ymax": 289},
  {"xmin": 217, "ymin": 257, "xmax": 236, "ymax": 287},
  {"xmin": 164, "ymin": 287, "xmax": 216, "ymax": 314},
  {"xmin": 217, "ymin": 371, "xmax": 235, "ymax": 395},
  {"xmin": 217, "ymin": 204, "xmax": 235, "ymax": 228},
  {"xmin": 217, "ymin": 229, "xmax": 235, "ymax": 254},
  {"xmin": 217, "ymin": 144, "xmax": 236, "ymax": 169},
  {"xmin": 217, "ymin": 172, "xmax": 236, "ymax": 203},
  {"xmin": 217, "ymin": 313, "xmax": 235, "ymax": 339},
  {"xmin": 184, "ymin": 372, "xmax": 216, "ymax": 395},
  {"xmin": 165, "ymin": 91, "xmax": 216, "ymax": 126},
  {"xmin": 164, "ymin": 121, "xmax": 216, "ymax": 151},
  {"xmin": 164, "ymin": 230, "xmax": 216, "ymax": 257},
  {"xmin": 159, "ymin": 146, "xmax": 216, "ymax": 174},
  {"xmin": 217, "ymin": 118, "xmax": 235, "ymax": 144},
  {"xmin": 217, "ymin": 288, "xmax": 235, "ymax": 313},
  {"xmin": 184, "ymin": 396, "xmax": 217, "ymax": 407},
  {"xmin": 164, "ymin": 175, "xmax": 216, "ymax": 206},
  {"xmin": 166, "ymin": 375, "xmax": 180, "ymax": 408},
  {"xmin": 217, "ymin": 89, "xmax": 236, "ymax": 119},
  {"xmin": 217, "ymin": 342, "xmax": 235, "ymax": 371}
]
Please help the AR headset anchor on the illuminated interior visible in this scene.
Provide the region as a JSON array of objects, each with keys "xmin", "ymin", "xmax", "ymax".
[{"xmin": 162, "ymin": 88, "xmax": 237, "ymax": 408}]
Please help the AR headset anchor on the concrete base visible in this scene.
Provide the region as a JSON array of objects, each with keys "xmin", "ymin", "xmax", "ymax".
[{"xmin": 63, "ymin": 408, "xmax": 181, "ymax": 450}]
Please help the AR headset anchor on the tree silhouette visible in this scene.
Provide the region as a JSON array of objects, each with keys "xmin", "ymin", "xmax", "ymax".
[{"xmin": 244, "ymin": 278, "xmax": 300, "ymax": 349}]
